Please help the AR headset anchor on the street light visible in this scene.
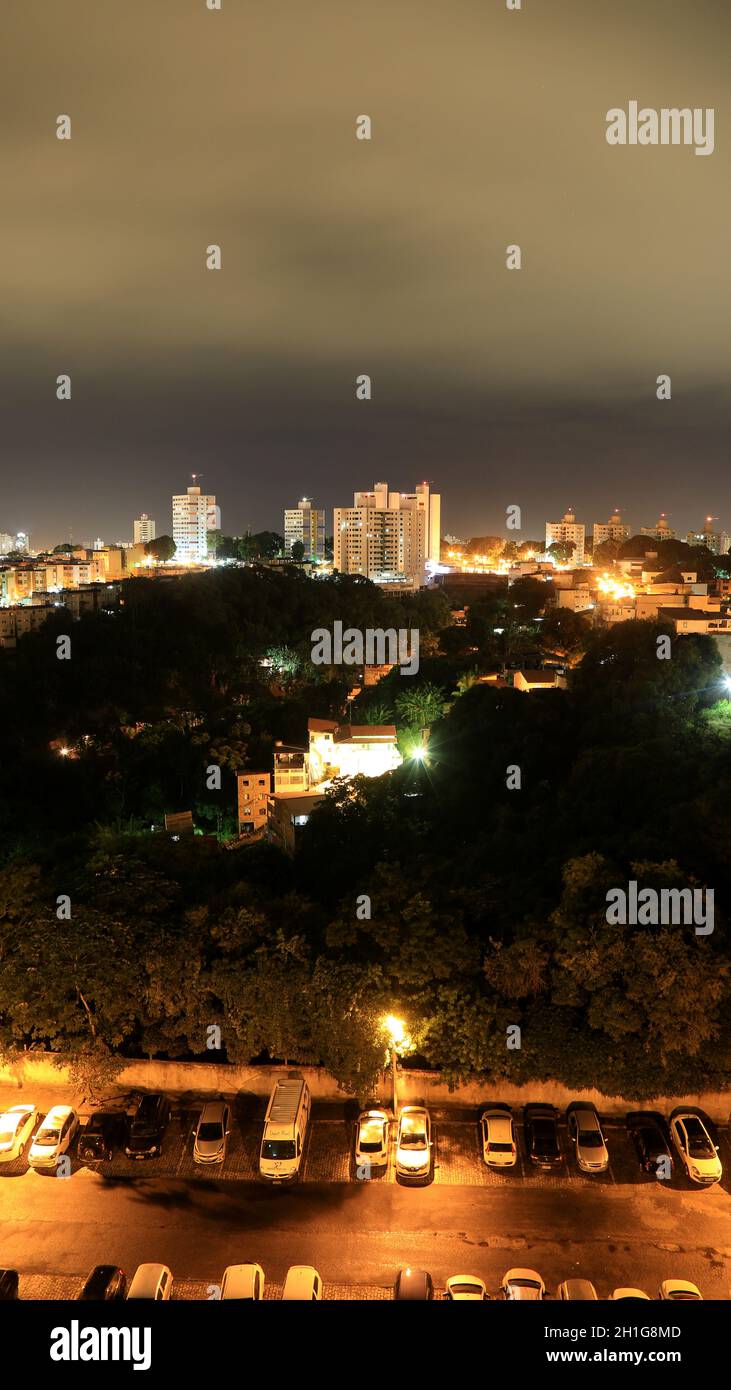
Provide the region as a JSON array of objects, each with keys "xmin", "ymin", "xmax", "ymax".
[{"xmin": 383, "ymin": 1014, "xmax": 409, "ymax": 1113}]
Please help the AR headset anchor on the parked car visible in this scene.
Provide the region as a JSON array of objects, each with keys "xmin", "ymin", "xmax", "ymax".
[
  {"xmin": 394, "ymin": 1268, "xmax": 434, "ymax": 1300},
  {"xmin": 395, "ymin": 1106, "xmax": 432, "ymax": 1183},
  {"xmin": 78, "ymin": 1113, "xmax": 127, "ymax": 1164},
  {"xmin": 0, "ymin": 1269, "xmax": 19, "ymax": 1300},
  {"xmin": 481, "ymin": 1107, "xmax": 517, "ymax": 1169},
  {"xmin": 557, "ymin": 1279, "xmax": 598, "ymax": 1300},
  {"xmin": 282, "ymin": 1265, "xmax": 322, "ymax": 1301},
  {"xmin": 125, "ymin": 1094, "xmax": 170, "ymax": 1160},
  {"xmin": 354, "ymin": 1108, "xmax": 390, "ymax": 1171},
  {"xmin": 523, "ymin": 1104, "xmax": 561, "ymax": 1171},
  {"xmin": 627, "ymin": 1116, "xmax": 674, "ymax": 1179},
  {"xmin": 78, "ymin": 1266, "xmax": 127, "ymax": 1301},
  {"xmin": 0, "ymin": 1104, "xmax": 37, "ymax": 1164},
  {"xmin": 193, "ymin": 1102, "xmax": 231, "ymax": 1165},
  {"xmin": 566, "ymin": 1107, "xmax": 609, "ymax": 1174},
  {"xmin": 610, "ymin": 1288, "xmax": 650, "ymax": 1300},
  {"xmin": 126, "ymin": 1264, "xmax": 173, "ymax": 1301},
  {"xmin": 659, "ymin": 1279, "xmax": 702, "ymax": 1301},
  {"xmin": 259, "ymin": 1077, "xmax": 311, "ymax": 1184},
  {"xmin": 220, "ymin": 1264, "xmax": 265, "ymax": 1301},
  {"xmin": 669, "ymin": 1113, "xmax": 722, "ymax": 1186},
  {"xmin": 28, "ymin": 1106, "xmax": 79, "ymax": 1170},
  {"xmin": 502, "ymin": 1268, "xmax": 545, "ymax": 1301},
  {"xmin": 445, "ymin": 1274, "xmax": 488, "ymax": 1300}
]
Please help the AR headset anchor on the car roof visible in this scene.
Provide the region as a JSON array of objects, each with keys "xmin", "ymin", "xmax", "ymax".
[{"xmin": 42, "ymin": 1106, "xmax": 73, "ymax": 1122}]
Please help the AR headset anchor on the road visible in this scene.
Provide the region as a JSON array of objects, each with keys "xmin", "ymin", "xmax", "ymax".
[{"xmin": 3, "ymin": 1167, "xmax": 731, "ymax": 1298}]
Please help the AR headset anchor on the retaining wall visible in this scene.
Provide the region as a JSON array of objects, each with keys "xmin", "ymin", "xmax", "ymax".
[{"xmin": 1, "ymin": 1052, "xmax": 729, "ymax": 1120}]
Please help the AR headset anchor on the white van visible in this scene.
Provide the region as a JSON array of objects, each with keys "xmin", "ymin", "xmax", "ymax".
[{"xmin": 259, "ymin": 1077, "xmax": 311, "ymax": 1183}]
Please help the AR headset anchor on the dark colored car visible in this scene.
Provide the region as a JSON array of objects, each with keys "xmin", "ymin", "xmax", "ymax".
[
  {"xmin": 627, "ymin": 1116, "xmax": 674, "ymax": 1179},
  {"xmin": 394, "ymin": 1268, "xmax": 434, "ymax": 1300},
  {"xmin": 124, "ymin": 1094, "xmax": 171, "ymax": 1159},
  {"xmin": 78, "ymin": 1112, "xmax": 128, "ymax": 1164},
  {"xmin": 0, "ymin": 1269, "xmax": 19, "ymax": 1300},
  {"xmin": 78, "ymin": 1265, "xmax": 127, "ymax": 1301},
  {"xmin": 524, "ymin": 1104, "xmax": 562, "ymax": 1170}
]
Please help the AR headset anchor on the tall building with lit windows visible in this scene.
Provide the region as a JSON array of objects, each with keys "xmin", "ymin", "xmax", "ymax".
[
  {"xmin": 640, "ymin": 513, "xmax": 676, "ymax": 543},
  {"xmin": 133, "ymin": 514, "xmax": 156, "ymax": 545},
  {"xmin": 283, "ymin": 498, "xmax": 325, "ymax": 560},
  {"xmin": 593, "ymin": 509, "xmax": 630, "ymax": 547},
  {"xmin": 333, "ymin": 480, "xmax": 440, "ymax": 588},
  {"xmin": 545, "ymin": 508, "xmax": 585, "ymax": 563},
  {"xmin": 172, "ymin": 482, "xmax": 220, "ymax": 562}
]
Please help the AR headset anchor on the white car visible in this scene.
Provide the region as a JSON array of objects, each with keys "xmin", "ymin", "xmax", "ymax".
[
  {"xmin": 659, "ymin": 1279, "xmax": 703, "ymax": 1301},
  {"xmin": 611, "ymin": 1288, "xmax": 650, "ymax": 1300},
  {"xmin": 395, "ymin": 1107, "xmax": 432, "ymax": 1182},
  {"xmin": 557, "ymin": 1279, "xmax": 598, "ymax": 1300},
  {"xmin": 446, "ymin": 1274, "xmax": 488, "ymax": 1301},
  {"xmin": 481, "ymin": 1108, "xmax": 517, "ymax": 1168},
  {"xmin": 193, "ymin": 1102, "xmax": 231, "ymax": 1165},
  {"xmin": 502, "ymin": 1267, "xmax": 545, "ymax": 1301},
  {"xmin": 354, "ymin": 1109, "xmax": 390, "ymax": 1171},
  {"xmin": 0, "ymin": 1104, "xmax": 37, "ymax": 1163},
  {"xmin": 282, "ymin": 1265, "xmax": 322, "ymax": 1301},
  {"xmin": 220, "ymin": 1263, "xmax": 265, "ymax": 1300},
  {"xmin": 127, "ymin": 1264, "xmax": 173, "ymax": 1300},
  {"xmin": 669, "ymin": 1113, "xmax": 722, "ymax": 1186},
  {"xmin": 566, "ymin": 1107, "xmax": 609, "ymax": 1173},
  {"xmin": 27, "ymin": 1106, "xmax": 79, "ymax": 1170}
]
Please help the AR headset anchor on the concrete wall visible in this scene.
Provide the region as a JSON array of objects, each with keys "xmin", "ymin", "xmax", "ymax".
[{"xmin": 1, "ymin": 1052, "xmax": 730, "ymax": 1120}]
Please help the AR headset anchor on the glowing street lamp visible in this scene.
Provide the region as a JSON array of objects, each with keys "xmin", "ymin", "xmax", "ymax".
[{"xmin": 382, "ymin": 1014, "xmax": 410, "ymax": 1112}]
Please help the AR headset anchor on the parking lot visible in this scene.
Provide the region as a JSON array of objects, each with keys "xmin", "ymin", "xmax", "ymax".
[{"xmin": 1, "ymin": 1092, "xmax": 729, "ymax": 1193}]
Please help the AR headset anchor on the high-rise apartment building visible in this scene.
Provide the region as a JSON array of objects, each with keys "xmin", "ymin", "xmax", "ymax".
[
  {"xmin": 545, "ymin": 509, "xmax": 585, "ymax": 563},
  {"xmin": 641, "ymin": 514, "xmax": 676, "ymax": 542},
  {"xmin": 333, "ymin": 481, "xmax": 440, "ymax": 588},
  {"xmin": 133, "ymin": 513, "xmax": 156, "ymax": 545},
  {"xmin": 593, "ymin": 509, "xmax": 630, "ymax": 548},
  {"xmin": 283, "ymin": 498, "xmax": 326, "ymax": 560},
  {"xmin": 685, "ymin": 517, "xmax": 730, "ymax": 556},
  {"xmin": 172, "ymin": 482, "xmax": 220, "ymax": 562}
]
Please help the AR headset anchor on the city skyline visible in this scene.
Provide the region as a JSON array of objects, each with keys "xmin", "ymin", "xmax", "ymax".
[{"xmin": 2, "ymin": 0, "xmax": 729, "ymax": 549}]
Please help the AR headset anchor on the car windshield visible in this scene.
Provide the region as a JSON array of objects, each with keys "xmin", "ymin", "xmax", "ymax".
[
  {"xmin": 262, "ymin": 1140, "xmax": 295, "ymax": 1161},
  {"xmin": 451, "ymin": 1283, "xmax": 480, "ymax": 1296},
  {"xmin": 534, "ymin": 1122, "xmax": 557, "ymax": 1149},
  {"xmin": 37, "ymin": 1129, "xmax": 60, "ymax": 1145},
  {"xmin": 400, "ymin": 1132, "xmax": 426, "ymax": 1148},
  {"xmin": 687, "ymin": 1131, "xmax": 713, "ymax": 1157},
  {"xmin": 359, "ymin": 1138, "xmax": 384, "ymax": 1152},
  {"xmin": 488, "ymin": 1141, "xmax": 513, "ymax": 1152},
  {"xmin": 579, "ymin": 1131, "xmax": 603, "ymax": 1147},
  {"xmin": 0, "ymin": 1128, "xmax": 16, "ymax": 1144},
  {"xmin": 198, "ymin": 1123, "xmax": 222, "ymax": 1141}
]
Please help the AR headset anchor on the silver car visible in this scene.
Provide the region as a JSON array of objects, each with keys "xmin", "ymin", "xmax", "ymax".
[
  {"xmin": 193, "ymin": 1102, "xmax": 231, "ymax": 1164},
  {"xmin": 567, "ymin": 1107, "xmax": 609, "ymax": 1173}
]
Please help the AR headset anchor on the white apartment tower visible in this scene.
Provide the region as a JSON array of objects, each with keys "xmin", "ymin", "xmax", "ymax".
[
  {"xmin": 333, "ymin": 481, "xmax": 440, "ymax": 588},
  {"xmin": 593, "ymin": 509, "xmax": 630, "ymax": 547},
  {"xmin": 545, "ymin": 508, "xmax": 586, "ymax": 564},
  {"xmin": 172, "ymin": 482, "xmax": 220, "ymax": 562},
  {"xmin": 284, "ymin": 498, "xmax": 326, "ymax": 560},
  {"xmin": 133, "ymin": 513, "xmax": 156, "ymax": 545},
  {"xmin": 641, "ymin": 513, "xmax": 676, "ymax": 543}
]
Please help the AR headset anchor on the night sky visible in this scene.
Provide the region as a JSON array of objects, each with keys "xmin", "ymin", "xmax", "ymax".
[{"xmin": 2, "ymin": 0, "xmax": 729, "ymax": 549}]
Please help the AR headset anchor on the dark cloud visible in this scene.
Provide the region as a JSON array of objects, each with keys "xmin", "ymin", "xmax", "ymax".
[{"xmin": 2, "ymin": 0, "xmax": 729, "ymax": 545}]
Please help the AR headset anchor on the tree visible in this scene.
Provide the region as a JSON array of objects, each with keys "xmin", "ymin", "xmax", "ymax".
[
  {"xmin": 145, "ymin": 535, "xmax": 176, "ymax": 562},
  {"xmin": 394, "ymin": 682, "xmax": 445, "ymax": 729},
  {"xmin": 547, "ymin": 541, "xmax": 576, "ymax": 563},
  {"xmin": 291, "ymin": 540, "xmax": 305, "ymax": 563}
]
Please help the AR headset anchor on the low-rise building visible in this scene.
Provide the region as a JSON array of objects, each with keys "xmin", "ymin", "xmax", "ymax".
[
  {"xmin": 512, "ymin": 669, "xmax": 567, "ymax": 692},
  {"xmin": 237, "ymin": 772, "xmax": 271, "ymax": 834}
]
